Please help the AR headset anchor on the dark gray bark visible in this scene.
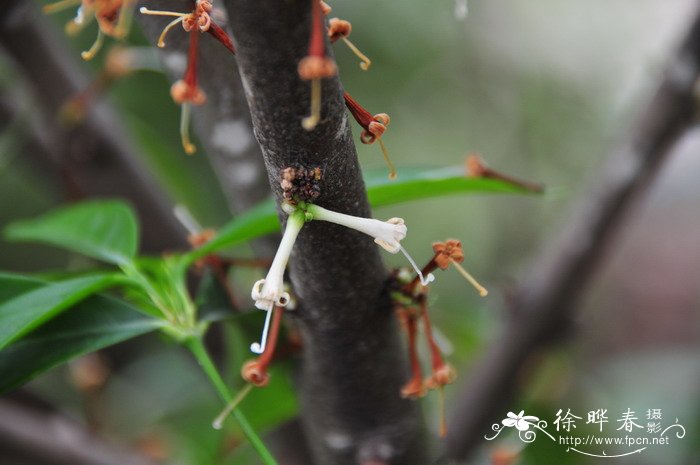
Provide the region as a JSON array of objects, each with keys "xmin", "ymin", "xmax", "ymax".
[
  {"xmin": 221, "ymin": 1, "xmax": 424, "ymax": 464},
  {"xmin": 445, "ymin": 5, "xmax": 700, "ymax": 460}
]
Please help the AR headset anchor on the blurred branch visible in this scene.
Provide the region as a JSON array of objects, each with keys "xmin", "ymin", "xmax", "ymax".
[
  {"xmin": 0, "ymin": 399, "xmax": 157, "ymax": 465},
  {"xmin": 221, "ymin": 1, "xmax": 424, "ymax": 464},
  {"xmin": 0, "ymin": 0, "xmax": 187, "ymax": 253},
  {"xmin": 136, "ymin": 0, "xmax": 276, "ymax": 254},
  {"xmin": 446, "ymin": 6, "xmax": 700, "ymax": 461}
]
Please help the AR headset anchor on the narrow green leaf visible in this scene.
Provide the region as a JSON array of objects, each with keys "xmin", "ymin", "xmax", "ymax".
[
  {"xmin": 0, "ymin": 295, "xmax": 162, "ymax": 393},
  {"xmin": 0, "ymin": 272, "xmax": 44, "ymax": 301},
  {"xmin": 5, "ymin": 200, "xmax": 139, "ymax": 265},
  {"xmin": 187, "ymin": 199, "xmax": 278, "ymax": 262},
  {"xmin": 0, "ymin": 274, "xmax": 123, "ymax": 349},
  {"xmin": 364, "ymin": 166, "xmax": 537, "ymax": 208}
]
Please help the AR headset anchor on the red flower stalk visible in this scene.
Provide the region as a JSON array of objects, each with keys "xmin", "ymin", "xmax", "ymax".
[
  {"xmin": 418, "ymin": 295, "xmax": 456, "ymax": 437},
  {"xmin": 298, "ymin": 0, "xmax": 338, "ymax": 130},
  {"xmin": 327, "ymin": 17, "xmax": 371, "ymax": 70},
  {"xmin": 44, "ymin": 0, "xmax": 136, "ymax": 61},
  {"xmin": 170, "ymin": 27, "xmax": 206, "ymax": 154},
  {"xmin": 343, "ymin": 91, "xmax": 397, "ymax": 179},
  {"xmin": 141, "ymin": 0, "xmax": 236, "ymax": 154},
  {"xmin": 397, "ymin": 308, "xmax": 425, "ymax": 399},
  {"xmin": 241, "ymin": 306, "xmax": 286, "ymax": 387}
]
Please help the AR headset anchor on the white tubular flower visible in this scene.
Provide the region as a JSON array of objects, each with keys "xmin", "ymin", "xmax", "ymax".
[
  {"xmin": 251, "ymin": 210, "xmax": 305, "ymax": 311},
  {"xmin": 306, "ymin": 204, "xmax": 406, "ymax": 253},
  {"xmin": 249, "ymin": 210, "xmax": 305, "ymax": 354}
]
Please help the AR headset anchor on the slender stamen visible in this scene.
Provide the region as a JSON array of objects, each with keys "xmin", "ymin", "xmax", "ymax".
[
  {"xmin": 81, "ymin": 30, "xmax": 105, "ymax": 61},
  {"xmin": 113, "ymin": 0, "xmax": 135, "ymax": 39},
  {"xmin": 302, "ymin": 78, "xmax": 322, "ymax": 131},
  {"xmin": 341, "ymin": 36, "xmax": 371, "ymax": 70},
  {"xmin": 399, "ymin": 246, "xmax": 435, "ymax": 286},
  {"xmin": 378, "ymin": 139, "xmax": 397, "ymax": 180},
  {"xmin": 250, "ymin": 305, "xmax": 274, "ymax": 353},
  {"xmin": 157, "ymin": 17, "xmax": 185, "ymax": 47},
  {"xmin": 449, "ymin": 257, "xmax": 488, "ymax": 296},
  {"xmin": 179, "ymin": 102, "xmax": 197, "ymax": 155},
  {"xmin": 43, "ymin": 0, "xmax": 81, "ymax": 14},
  {"xmin": 139, "ymin": 7, "xmax": 188, "ymax": 18},
  {"xmin": 212, "ymin": 383, "xmax": 253, "ymax": 430}
]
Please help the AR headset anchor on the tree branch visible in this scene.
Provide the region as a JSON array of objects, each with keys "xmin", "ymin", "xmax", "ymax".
[
  {"xmin": 0, "ymin": 0, "xmax": 187, "ymax": 253},
  {"xmin": 221, "ymin": 1, "xmax": 424, "ymax": 464},
  {"xmin": 445, "ymin": 6, "xmax": 700, "ymax": 460},
  {"xmin": 0, "ymin": 398, "xmax": 157, "ymax": 465}
]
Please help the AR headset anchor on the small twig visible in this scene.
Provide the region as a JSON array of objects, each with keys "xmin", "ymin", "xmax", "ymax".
[{"xmin": 445, "ymin": 6, "xmax": 700, "ymax": 460}]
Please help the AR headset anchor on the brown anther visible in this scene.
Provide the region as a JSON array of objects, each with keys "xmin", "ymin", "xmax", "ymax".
[
  {"xmin": 320, "ymin": 0, "xmax": 332, "ymax": 15},
  {"xmin": 432, "ymin": 239, "xmax": 464, "ymax": 270},
  {"xmin": 298, "ymin": 55, "xmax": 338, "ymax": 81},
  {"xmin": 425, "ymin": 363, "xmax": 457, "ymax": 390},
  {"xmin": 241, "ymin": 359, "xmax": 270, "ymax": 387},
  {"xmin": 328, "ymin": 17, "xmax": 351, "ymax": 42},
  {"xmin": 170, "ymin": 80, "xmax": 206, "ymax": 105}
]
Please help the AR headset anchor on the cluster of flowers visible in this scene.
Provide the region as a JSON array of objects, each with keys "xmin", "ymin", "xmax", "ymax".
[
  {"xmin": 45, "ymin": 0, "xmax": 234, "ymax": 154},
  {"xmin": 44, "ymin": 0, "xmax": 496, "ymax": 437},
  {"xmin": 45, "ymin": 0, "xmax": 397, "ymax": 177}
]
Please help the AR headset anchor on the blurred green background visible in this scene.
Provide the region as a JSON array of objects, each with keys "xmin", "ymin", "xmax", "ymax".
[{"xmin": 1, "ymin": 0, "xmax": 699, "ymax": 464}]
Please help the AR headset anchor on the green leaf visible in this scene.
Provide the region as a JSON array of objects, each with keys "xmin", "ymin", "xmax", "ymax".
[
  {"xmin": 191, "ymin": 165, "xmax": 540, "ymax": 257},
  {"xmin": 0, "ymin": 272, "xmax": 44, "ymax": 301},
  {"xmin": 364, "ymin": 166, "xmax": 538, "ymax": 208},
  {"xmin": 0, "ymin": 294, "xmax": 162, "ymax": 393},
  {"xmin": 5, "ymin": 200, "xmax": 139, "ymax": 265},
  {"xmin": 187, "ymin": 199, "xmax": 278, "ymax": 262},
  {"xmin": 0, "ymin": 274, "xmax": 124, "ymax": 349}
]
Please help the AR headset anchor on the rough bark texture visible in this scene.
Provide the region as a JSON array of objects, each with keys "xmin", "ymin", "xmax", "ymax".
[
  {"xmin": 0, "ymin": 0, "xmax": 187, "ymax": 253},
  {"xmin": 221, "ymin": 1, "xmax": 424, "ymax": 464},
  {"xmin": 445, "ymin": 6, "xmax": 700, "ymax": 460}
]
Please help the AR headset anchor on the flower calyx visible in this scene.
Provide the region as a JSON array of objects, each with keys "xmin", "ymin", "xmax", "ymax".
[
  {"xmin": 343, "ymin": 91, "xmax": 396, "ymax": 179},
  {"xmin": 299, "ymin": 0, "xmax": 338, "ymax": 130}
]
